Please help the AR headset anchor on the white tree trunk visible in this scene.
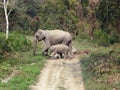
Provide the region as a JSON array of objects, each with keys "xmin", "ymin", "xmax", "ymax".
[{"xmin": 3, "ymin": 0, "xmax": 9, "ymax": 39}]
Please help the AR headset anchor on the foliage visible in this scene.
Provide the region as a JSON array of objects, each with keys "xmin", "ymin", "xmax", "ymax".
[
  {"xmin": 81, "ymin": 51, "xmax": 120, "ymax": 89},
  {"xmin": 0, "ymin": 32, "xmax": 32, "ymax": 55},
  {"xmin": 73, "ymin": 39, "xmax": 120, "ymax": 90},
  {"xmin": 1, "ymin": 0, "xmax": 119, "ymax": 45},
  {"xmin": 81, "ymin": 0, "xmax": 89, "ymax": 16},
  {"xmin": 0, "ymin": 35, "xmax": 47, "ymax": 90},
  {"xmin": 39, "ymin": 0, "xmax": 78, "ymax": 32},
  {"xmin": 96, "ymin": 0, "xmax": 120, "ymax": 32},
  {"xmin": 94, "ymin": 30, "xmax": 120, "ymax": 46},
  {"xmin": 0, "ymin": 50, "xmax": 46, "ymax": 90}
]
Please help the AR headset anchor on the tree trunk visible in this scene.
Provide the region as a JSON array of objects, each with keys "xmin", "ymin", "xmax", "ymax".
[
  {"xmin": 3, "ymin": 0, "xmax": 9, "ymax": 39},
  {"xmin": 5, "ymin": 9, "xmax": 9, "ymax": 40}
]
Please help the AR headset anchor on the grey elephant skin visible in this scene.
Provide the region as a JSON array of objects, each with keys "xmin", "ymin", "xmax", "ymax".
[
  {"xmin": 49, "ymin": 44, "xmax": 70, "ymax": 59},
  {"xmin": 33, "ymin": 29, "xmax": 72, "ymax": 56}
]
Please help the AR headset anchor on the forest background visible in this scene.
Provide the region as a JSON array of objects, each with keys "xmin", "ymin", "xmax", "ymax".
[{"xmin": 0, "ymin": 0, "xmax": 119, "ymax": 45}]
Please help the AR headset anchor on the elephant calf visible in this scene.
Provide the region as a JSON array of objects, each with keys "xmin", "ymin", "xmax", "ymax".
[{"xmin": 49, "ymin": 44, "xmax": 70, "ymax": 59}]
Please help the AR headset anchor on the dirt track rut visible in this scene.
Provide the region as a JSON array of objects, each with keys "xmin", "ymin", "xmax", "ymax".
[{"xmin": 30, "ymin": 56, "xmax": 85, "ymax": 90}]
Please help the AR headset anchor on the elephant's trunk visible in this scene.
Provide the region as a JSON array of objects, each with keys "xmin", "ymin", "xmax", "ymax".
[{"xmin": 33, "ymin": 37, "xmax": 37, "ymax": 56}]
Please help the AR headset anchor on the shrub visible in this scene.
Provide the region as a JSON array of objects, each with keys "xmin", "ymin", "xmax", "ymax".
[
  {"xmin": 94, "ymin": 30, "xmax": 120, "ymax": 46},
  {"xmin": 0, "ymin": 32, "xmax": 32, "ymax": 54},
  {"xmin": 81, "ymin": 51, "xmax": 120, "ymax": 80}
]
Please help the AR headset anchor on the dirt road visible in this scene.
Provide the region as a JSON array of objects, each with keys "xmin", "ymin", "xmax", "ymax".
[{"xmin": 30, "ymin": 56, "xmax": 85, "ymax": 90}]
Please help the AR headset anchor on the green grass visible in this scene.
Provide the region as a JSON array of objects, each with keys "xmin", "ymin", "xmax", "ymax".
[
  {"xmin": 0, "ymin": 49, "xmax": 47, "ymax": 90},
  {"xmin": 76, "ymin": 38, "xmax": 120, "ymax": 90},
  {"xmin": 0, "ymin": 33, "xmax": 119, "ymax": 90},
  {"xmin": 0, "ymin": 32, "xmax": 47, "ymax": 90}
]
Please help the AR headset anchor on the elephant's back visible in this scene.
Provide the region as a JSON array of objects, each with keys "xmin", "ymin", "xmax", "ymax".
[
  {"xmin": 46, "ymin": 29, "xmax": 72, "ymax": 45},
  {"xmin": 48, "ymin": 29, "xmax": 71, "ymax": 38},
  {"xmin": 51, "ymin": 44, "xmax": 69, "ymax": 52}
]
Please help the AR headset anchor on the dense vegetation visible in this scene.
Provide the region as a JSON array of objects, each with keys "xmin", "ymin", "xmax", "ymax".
[
  {"xmin": 0, "ymin": 32, "xmax": 46, "ymax": 89},
  {"xmin": 81, "ymin": 51, "xmax": 120, "ymax": 89},
  {"xmin": 0, "ymin": 0, "xmax": 120, "ymax": 89},
  {"xmin": 0, "ymin": 0, "xmax": 119, "ymax": 44},
  {"xmin": 74, "ymin": 39, "xmax": 120, "ymax": 89}
]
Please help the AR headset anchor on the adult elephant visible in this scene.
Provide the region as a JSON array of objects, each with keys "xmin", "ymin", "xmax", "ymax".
[{"xmin": 33, "ymin": 29, "xmax": 72, "ymax": 56}]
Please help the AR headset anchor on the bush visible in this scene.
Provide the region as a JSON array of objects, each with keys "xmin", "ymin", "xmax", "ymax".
[
  {"xmin": 94, "ymin": 30, "xmax": 120, "ymax": 46},
  {"xmin": 81, "ymin": 51, "xmax": 120, "ymax": 80},
  {"xmin": 81, "ymin": 50, "xmax": 120, "ymax": 89},
  {"xmin": 0, "ymin": 32, "xmax": 32, "ymax": 54}
]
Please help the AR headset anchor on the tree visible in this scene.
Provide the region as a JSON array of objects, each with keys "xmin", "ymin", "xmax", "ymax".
[
  {"xmin": 87, "ymin": 0, "xmax": 98, "ymax": 40},
  {"xmin": 97, "ymin": 0, "xmax": 120, "ymax": 33},
  {"xmin": 0, "ymin": 0, "xmax": 17, "ymax": 39}
]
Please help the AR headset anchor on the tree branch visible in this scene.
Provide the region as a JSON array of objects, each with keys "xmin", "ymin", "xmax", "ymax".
[
  {"xmin": 8, "ymin": 7, "xmax": 13, "ymax": 16},
  {"xmin": 7, "ymin": 0, "xmax": 17, "ymax": 16}
]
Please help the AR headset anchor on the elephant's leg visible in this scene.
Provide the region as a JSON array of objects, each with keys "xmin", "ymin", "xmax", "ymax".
[
  {"xmin": 42, "ymin": 43, "xmax": 50, "ymax": 55},
  {"xmin": 59, "ymin": 53, "xmax": 62, "ymax": 59},
  {"xmin": 64, "ymin": 51, "xmax": 68, "ymax": 59},
  {"xmin": 68, "ymin": 42, "xmax": 73, "ymax": 55},
  {"xmin": 43, "ymin": 49, "xmax": 49, "ymax": 56},
  {"xmin": 64, "ymin": 49, "xmax": 70, "ymax": 59},
  {"xmin": 33, "ymin": 37, "xmax": 37, "ymax": 55},
  {"xmin": 51, "ymin": 50, "xmax": 57, "ymax": 59},
  {"xmin": 62, "ymin": 40, "xmax": 72, "ymax": 50},
  {"xmin": 58, "ymin": 53, "xmax": 61, "ymax": 59},
  {"xmin": 68, "ymin": 42, "xmax": 75, "ymax": 59}
]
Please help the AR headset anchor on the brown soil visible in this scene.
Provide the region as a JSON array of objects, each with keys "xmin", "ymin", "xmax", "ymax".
[{"xmin": 30, "ymin": 56, "xmax": 85, "ymax": 90}]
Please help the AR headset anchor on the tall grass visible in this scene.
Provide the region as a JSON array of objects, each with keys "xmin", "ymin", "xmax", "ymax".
[
  {"xmin": 0, "ymin": 32, "xmax": 32, "ymax": 53},
  {"xmin": 80, "ymin": 43, "xmax": 120, "ymax": 90},
  {"xmin": 0, "ymin": 32, "xmax": 47, "ymax": 90}
]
